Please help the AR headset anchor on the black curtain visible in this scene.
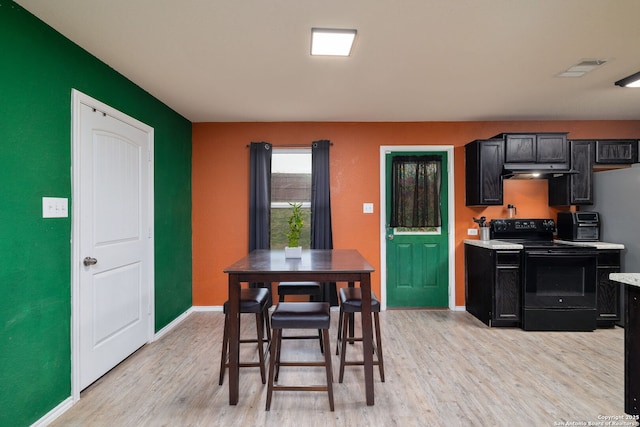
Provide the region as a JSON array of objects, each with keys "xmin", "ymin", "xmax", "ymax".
[
  {"xmin": 249, "ymin": 141, "xmax": 272, "ymax": 302},
  {"xmin": 311, "ymin": 139, "xmax": 337, "ymax": 306},
  {"xmin": 390, "ymin": 155, "xmax": 442, "ymax": 228},
  {"xmin": 249, "ymin": 142, "xmax": 272, "ymax": 251}
]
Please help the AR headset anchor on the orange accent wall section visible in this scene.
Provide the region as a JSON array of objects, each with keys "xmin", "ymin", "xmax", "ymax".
[{"xmin": 192, "ymin": 121, "xmax": 640, "ymax": 307}]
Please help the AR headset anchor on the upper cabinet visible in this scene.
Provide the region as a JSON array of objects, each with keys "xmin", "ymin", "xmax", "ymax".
[
  {"xmin": 465, "ymin": 133, "xmax": 638, "ymax": 207},
  {"xmin": 465, "ymin": 139, "xmax": 504, "ymax": 206},
  {"xmin": 536, "ymin": 133, "xmax": 570, "ymax": 164},
  {"xmin": 503, "ymin": 134, "xmax": 536, "ymax": 163},
  {"xmin": 594, "ymin": 139, "xmax": 638, "ymax": 164},
  {"xmin": 548, "ymin": 140, "xmax": 594, "ymax": 206},
  {"xmin": 500, "ymin": 133, "xmax": 569, "ymax": 167}
]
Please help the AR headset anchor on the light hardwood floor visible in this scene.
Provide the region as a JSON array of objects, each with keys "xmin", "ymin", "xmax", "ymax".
[{"xmin": 50, "ymin": 310, "xmax": 627, "ymax": 427}]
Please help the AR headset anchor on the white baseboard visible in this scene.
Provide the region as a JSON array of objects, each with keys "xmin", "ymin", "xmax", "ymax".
[
  {"xmin": 451, "ymin": 305, "xmax": 466, "ymax": 311},
  {"xmin": 152, "ymin": 307, "xmax": 194, "ymax": 342},
  {"xmin": 31, "ymin": 396, "xmax": 74, "ymax": 427},
  {"xmin": 191, "ymin": 305, "xmax": 223, "ymax": 312}
]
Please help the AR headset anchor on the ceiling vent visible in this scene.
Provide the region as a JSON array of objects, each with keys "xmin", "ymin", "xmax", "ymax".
[{"xmin": 557, "ymin": 59, "xmax": 607, "ymax": 78}]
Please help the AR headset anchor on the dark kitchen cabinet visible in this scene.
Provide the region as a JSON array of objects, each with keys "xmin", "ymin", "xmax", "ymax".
[
  {"xmin": 465, "ymin": 243, "xmax": 521, "ymax": 327},
  {"xmin": 494, "ymin": 251, "xmax": 522, "ymax": 324},
  {"xmin": 465, "ymin": 139, "xmax": 504, "ymax": 206},
  {"xmin": 500, "ymin": 133, "xmax": 569, "ymax": 165},
  {"xmin": 595, "ymin": 139, "xmax": 638, "ymax": 164},
  {"xmin": 503, "ymin": 133, "xmax": 536, "ymax": 163},
  {"xmin": 597, "ymin": 250, "xmax": 621, "ymax": 327},
  {"xmin": 537, "ymin": 133, "xmax": 569, "ymax": 164},
  {"xmin": 548, "ymin": 140, "xmax": 594, "ymax": 206}
]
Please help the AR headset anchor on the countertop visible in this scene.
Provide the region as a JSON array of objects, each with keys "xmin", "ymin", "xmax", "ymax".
[
  {"xmin": 463, "ymin": 239, "xmax": 523, "ymax": 250},
  {"xmin": 554, "ymin": 240, "xmax": 625, "ymax": 250},
  {"xmin": 464, "ymin": 239, "xmax": 625, "ymax": 250},
  {"xmin": 610, "ymin": 273, "xmax": 640, "ymax": 288}
]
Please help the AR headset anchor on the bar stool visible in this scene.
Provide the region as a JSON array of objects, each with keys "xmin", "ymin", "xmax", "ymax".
[
  {"xmin": 218, "ymin": 287, "xmax": 271, "ymax": 385},
  {"xmin": 277, "ymin": 281, "xmax": 322, "ymax": 302},
  {"xmin": 277, "ymin": 281, "xmax": 324, "ymax": 352},
  {"xmin": 336, "ymin": 287, "xmax": 385, "ymax": 383},
  {"xmin": 265, "ymin": 302, "xmax": 334, "ymax": 411}
]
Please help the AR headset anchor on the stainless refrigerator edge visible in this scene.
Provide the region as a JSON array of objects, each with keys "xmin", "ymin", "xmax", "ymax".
[{"xmin": 592, "ymin": 164, "xmax": 640, "ymax": 326}]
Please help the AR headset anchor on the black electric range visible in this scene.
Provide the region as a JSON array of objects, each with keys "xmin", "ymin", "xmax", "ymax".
[{"xmin": 490, "ymin": 218, "xmax": 598, "ymax": 331}]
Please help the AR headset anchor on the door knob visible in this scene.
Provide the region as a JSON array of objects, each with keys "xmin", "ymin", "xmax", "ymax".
[
  {"xmin": 387, "ymin": 234, "xmax": 394, "ymax": 240},
  {"xmin": 83, "ymin": 257, "xmax": 98, "ymax": 266}
]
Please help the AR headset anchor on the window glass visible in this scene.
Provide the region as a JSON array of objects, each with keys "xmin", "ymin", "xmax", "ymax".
[{"xmin": 271, "ymin": 148, "xmax": 312, "ymax": 248}]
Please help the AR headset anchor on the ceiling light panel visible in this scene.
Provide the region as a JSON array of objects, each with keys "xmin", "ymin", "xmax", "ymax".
[
  {"xmin": 311, "ymin": 28, "xmax": 357, "ymax": 56},
  {"xmin": 557, "ymin": 59, "xmax": 607, "ymax": 78},
  {"xmin": 615, "ymin": 71, "xmax": 640, "ymax": 88}
]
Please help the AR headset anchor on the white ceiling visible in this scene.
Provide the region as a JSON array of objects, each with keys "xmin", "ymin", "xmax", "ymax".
[{"xmin": 15, "ymin": 0, "xmax": 640, "ymax": 123}]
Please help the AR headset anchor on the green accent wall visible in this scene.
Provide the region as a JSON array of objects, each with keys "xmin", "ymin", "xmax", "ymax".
[{"xmin": 0, "ymin": 2, "xmax": 192, "ymax": 426}]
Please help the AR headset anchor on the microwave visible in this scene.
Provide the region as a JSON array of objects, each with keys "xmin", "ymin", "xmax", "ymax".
[{"xmin": 557, "ymin": 212, "xmax": 600, "ymax": 242}]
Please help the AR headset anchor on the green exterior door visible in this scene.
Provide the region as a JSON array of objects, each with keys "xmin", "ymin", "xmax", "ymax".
[{"xmin": 385, "ymin": 151, "xmax": 449, "ymax": 308}]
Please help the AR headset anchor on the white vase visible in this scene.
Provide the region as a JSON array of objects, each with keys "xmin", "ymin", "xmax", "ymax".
[{"xmin": 284, "ymin": 246, "xmax": 302, "ymax": 258}]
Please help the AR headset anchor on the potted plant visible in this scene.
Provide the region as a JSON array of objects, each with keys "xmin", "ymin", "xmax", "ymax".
[{"xmin": 285, "ymin": 202, "xmax": 304, "ymax": 258}]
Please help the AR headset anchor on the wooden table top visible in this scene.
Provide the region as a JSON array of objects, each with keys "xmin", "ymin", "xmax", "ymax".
[{"xmin": 223, "ymin": 249, "xmax": 375, "ymax": 274}]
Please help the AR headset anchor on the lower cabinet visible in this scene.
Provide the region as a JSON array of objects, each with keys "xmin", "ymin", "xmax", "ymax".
[
  {"xmin": 597, "ymin": 249, "xmax": 622, "ymax": 327},
  {"xmin": 494, "ymin": 251, "xmax": 522, "ymax": 324},
  {"xmin": 465, "ymin": 244, "xmax": 521, "ymax": 327}
]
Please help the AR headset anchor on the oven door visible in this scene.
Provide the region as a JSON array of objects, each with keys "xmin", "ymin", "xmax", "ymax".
[{"xmin": 524, "ymin": 251, "xmax": 597, "ymax": 309}]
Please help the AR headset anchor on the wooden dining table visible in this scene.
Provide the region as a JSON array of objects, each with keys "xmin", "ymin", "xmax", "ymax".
[{"xmin": 223, "ymin": 249, "xmax": 376, "ymax": 406}]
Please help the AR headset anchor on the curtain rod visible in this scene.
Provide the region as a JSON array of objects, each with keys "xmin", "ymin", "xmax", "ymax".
[{"xmin": 245, "ymin": 142, "xmax": 333, "ymax": 148}]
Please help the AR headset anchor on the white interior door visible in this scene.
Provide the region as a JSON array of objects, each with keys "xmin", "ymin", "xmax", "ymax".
[{"xmin": 72, "ymin": 90, "xmax": 154, "ymax": 392}]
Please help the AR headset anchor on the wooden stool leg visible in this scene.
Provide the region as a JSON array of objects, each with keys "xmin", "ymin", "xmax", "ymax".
[
  {"xmin": 348, "ymin": 312, "xmax": 355, "ymax": 341},
  {"xmin": 335, "ymin": 308, "xmax": 343, "ymax": 355},
  {"xmin": 274, "ymin": 327, "xmax": 283, "ymax": 382},
  {"xmin": 322, "ymin": 328, "xmax": 335, "ymax": 411},
  {"xmin": 264, "ymin": 308, "xmax": 272, "ymax": 349},
  {"xmin": 374, "ymin": 312, "xmax": 385, "ymax": 382},
  {"xmin": 218, "ymin": 313, "xmax": 229, "ymax": 385},
  {"xmin": 255, "ymin": 312, "xmax": 266, "ymax": 384},
  {"xmin": 339, "ymin": 310, "xmax": 349, "ymax": 383},
  {"xmin": 265, "ymin": 328, "xmax": 280, "ymax": 411}
]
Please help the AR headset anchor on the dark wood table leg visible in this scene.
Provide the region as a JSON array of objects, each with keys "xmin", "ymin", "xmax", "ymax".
[
  {"xmin": 228, "ymin": 273, "xmax": 240, "ymax": 405},
  {"xmin": 348, "ymin": 281, "xmax": 355, "ymax": 339},
  {"xmin": 626, "ymin": 285, "xmax": 640, "ymax": 416},
  {"xmin": 360, "ymin": 274, "xmax": 375, "ymax": 405}
]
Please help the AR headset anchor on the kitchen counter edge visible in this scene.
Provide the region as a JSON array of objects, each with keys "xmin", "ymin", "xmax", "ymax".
[
  {"xmin": 610, "ymin": 273, "xmax": 640, "ymax": 288},
  {"xmin": 464, "ymin": 239, "xmax": 624, "ymax": 250},
  {"xmin": 463, "ymin": 239, "xmax": 523, "ymax": 250},
  {"xmin": 554, "ymin": 240, "xmax": 625, "ymax": 250}
]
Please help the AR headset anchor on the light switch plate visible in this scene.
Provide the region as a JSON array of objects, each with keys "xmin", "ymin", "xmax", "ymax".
[
  {"xmin": 467, "ymin": 228, "xmax": 478, "ymax": 236},
  {"xmin": 363, "ymin": 203, "xmax": 374, "ymax": 214},
  {"xmin": 42, "ymin": 197, "xmax": 68, "ymax": 218}
]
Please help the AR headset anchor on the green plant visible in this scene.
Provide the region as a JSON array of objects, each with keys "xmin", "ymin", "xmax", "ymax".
[{"xmin": 286, "ymin": 202, "xmax": 304, "ymax": 247}]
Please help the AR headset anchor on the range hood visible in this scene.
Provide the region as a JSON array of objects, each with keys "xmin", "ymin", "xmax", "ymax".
[{"xmin": 502, "ymin": 163, "xmax": 578, "ymax": 179}]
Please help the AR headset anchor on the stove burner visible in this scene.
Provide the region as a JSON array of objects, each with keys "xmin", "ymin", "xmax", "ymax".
[{"xmin": 490, "ymin": 218, "xmax": 594, "ymax": 253}]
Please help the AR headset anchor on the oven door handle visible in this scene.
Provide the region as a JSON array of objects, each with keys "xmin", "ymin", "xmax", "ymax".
[{"xmin": 526, "ymin": 250, "xmax": 597, "ymax": 256}]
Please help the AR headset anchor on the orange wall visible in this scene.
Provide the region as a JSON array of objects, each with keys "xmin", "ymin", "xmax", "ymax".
[{"xmin": 192, "ymin": 120, "xmax": 640, "ymax": 307}]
